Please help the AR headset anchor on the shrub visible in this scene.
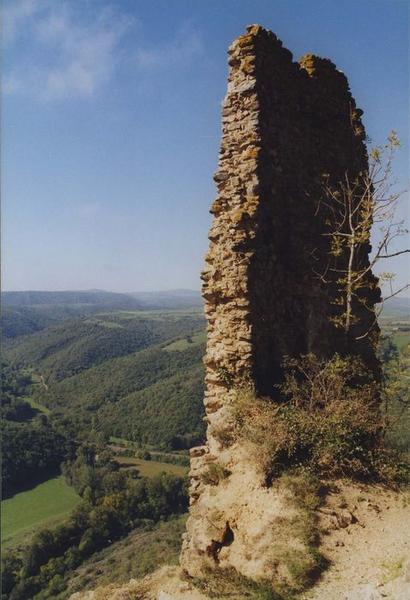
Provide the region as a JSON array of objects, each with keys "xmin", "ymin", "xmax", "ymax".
[
  {"xmin": 278, "ymin": 548, "xmax": 323, "ymax": 592},
  {"xmin": 201, "ymin": 463, "xmax": 231, "ymax": 486},
  {"xmin": 211, "ymin": 423, "xmax": 235, "ymax": 447},
  {"xmin": 233, "ymin": 354, "xmax": 408, "ymax": 484},
  {"xmin": 136, "ymin": 450, "xmax": 152, "ymax": 460}
]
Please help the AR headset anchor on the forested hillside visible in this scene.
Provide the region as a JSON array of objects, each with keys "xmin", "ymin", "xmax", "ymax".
[
  {"xmin": 2, "ymin": 307, "xmax": 60, "ymax": 339},
  {"xmin": 3, "ymin": 310, "xmax": 206, "ymax": 448},
  {"xmin": 1, "ymin": 289, "xmax": 202, "ymax": 339},
  {"xmin": 2, "ymin": 290, "xmax": 143, "ymax": 308},
  {"xmin": 1, "ymin": 360, "xmax": 75, "ymax": 498},
  {"xmin": 6, "ymin": 313, "xmax": 203, "ymax": 379},
  {"xmin": 1, "ymin": 290, "xmax": 141, "ymax": 339},
  {"xmin": 1, "ymin": 306, "xmax": 203, "ymax": 598}
]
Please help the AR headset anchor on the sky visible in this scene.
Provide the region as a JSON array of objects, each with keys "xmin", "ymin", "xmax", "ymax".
[{"xmin": 2, "ymin": 0, "xmax": 409, "ymax": 294}]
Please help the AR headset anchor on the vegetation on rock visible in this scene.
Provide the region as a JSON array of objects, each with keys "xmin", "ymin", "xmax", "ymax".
[{"xmin": 232, "ymin": 354, "xmax": 408, "ymax": 484}]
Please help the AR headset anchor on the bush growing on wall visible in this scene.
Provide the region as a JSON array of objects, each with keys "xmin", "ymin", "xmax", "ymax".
[{"xmin": 233, "ymin": 354, "xmax": 408, "ymax": 484}]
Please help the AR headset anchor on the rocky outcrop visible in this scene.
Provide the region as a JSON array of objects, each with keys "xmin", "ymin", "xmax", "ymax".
[{"xmin": 181, "ymin": 24, "xmax": 380, "ymax": 585}]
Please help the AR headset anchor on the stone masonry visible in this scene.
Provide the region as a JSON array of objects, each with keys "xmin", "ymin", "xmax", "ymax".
[{"xmin": 181, "ymin": 25, "xmax": 380, "ymax": 582}]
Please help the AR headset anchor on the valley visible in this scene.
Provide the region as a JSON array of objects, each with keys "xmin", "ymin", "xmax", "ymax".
[
  {"xmin": 2, "ymin": 292, "xmax": 206, "ymax": 449},
  {"xmin": 1, "ymin": 291, "xmax": 205, "ymax": 599},
  {"xmin": 1, "ymin": 291, "xmax": 409, "ymax": 599}
]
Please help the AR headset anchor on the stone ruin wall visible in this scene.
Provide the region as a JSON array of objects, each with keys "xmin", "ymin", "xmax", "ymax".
[{"xmin": 181, "ymin": 25, "xmax": 380, "ymax": 580}]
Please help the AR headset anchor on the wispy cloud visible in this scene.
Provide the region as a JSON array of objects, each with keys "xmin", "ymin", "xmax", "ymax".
[
  {"xmin": 3, "ymin": 2, "xmax": 204, "ymax": 103},
  {"xmin": 135, "ymin": 25, "xmax": 203, "ymax": 69},
  {"xmin": 3, "ymin": 1, "xmax": 133, "ymax": 102},
  {"xmin": 2, "ymin": 0, "xmax": 39, "ymax": 45}
]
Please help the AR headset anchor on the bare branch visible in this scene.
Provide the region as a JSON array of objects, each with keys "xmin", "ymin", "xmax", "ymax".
[
  {"xmin": 378, "ymin": 249, "xmax": 410, "ymax": 259},
  {"xmin": 381, "ymin": 284, "xmax": 410, "ymax": 303}
]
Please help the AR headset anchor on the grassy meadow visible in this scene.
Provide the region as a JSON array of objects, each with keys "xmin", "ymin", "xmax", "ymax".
[
  {"xmin": 114, "ymin": 456, "xmax": 188, "ymax": 478},
  {"xmin": 392, "ymin": 330, "xmax": 410, "ymax": 352},
  {"xmin": 163, "ymin": 330, "xmax": 206, "ymax": 352},
  {"xmin": 2, "ymin": 476, "xmax": 80, "ymax": 549},
  {"xmin": 2, "ymin": 457, "xmax": 187, "ymax": 551}
]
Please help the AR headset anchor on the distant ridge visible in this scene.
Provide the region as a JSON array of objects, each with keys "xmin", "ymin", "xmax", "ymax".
[
  {"xmin": 1, "ymin": 289, "xmax": 203, "ymax": 339},
  {"xmin": 1, "ymin": 290, "xmax": 141, "ymax": 308},
  {"xmin": 130, "ymin": 289, "xmax": 202, "ymax": 309},
  {"xmin": 381, "ymin": 296, "xmax": 410, "ymax": 318},
  {"xmin": 1, "ymin": 289, "xmax": 203, "ymax": 310},
  {"xmin": 2, "ymin": 289, "xmax": 405, "ymax": 313}
]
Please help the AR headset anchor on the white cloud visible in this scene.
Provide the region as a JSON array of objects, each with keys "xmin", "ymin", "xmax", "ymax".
[
  {"xmin": 3, "ymin": 2, "xmax": 204, "ymax": 103},
  {"xmin": 3, "ymin": 1, "xmax": 133, "ymax": 102}
]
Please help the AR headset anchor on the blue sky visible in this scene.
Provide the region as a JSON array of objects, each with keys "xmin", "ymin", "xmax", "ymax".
[{"xmin": 2, "ymin": 0, "xmax": 409, "ymax": 293}]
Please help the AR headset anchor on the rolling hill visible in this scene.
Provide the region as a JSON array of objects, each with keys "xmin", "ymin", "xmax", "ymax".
[
  {"xmin": 5, "ymin": 312, "xmax": 204, "ymax": 381},
  {"xmin": 130, "ymin": 289, "xmax": 202, "ymax": 309},
  {"xmin": 1, "ymin": 290, "xmax": 141, "ymax": 340},
  {"xmin": 1, "ymin": 290, "xmax": 142, "ymax": 308},
  {"xmin": 4, "ymin": 291, "xmax": 407, "ymax": 452},
  {"xmin": 1, "ymin": 289, "xmax": 202, "ymax": 339},
  {"xmin": 4, "ymin": 310, "xmax": 206, "ymax": 449}
]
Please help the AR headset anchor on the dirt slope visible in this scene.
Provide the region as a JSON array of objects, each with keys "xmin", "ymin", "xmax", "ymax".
[
  {"xmin": 70, "ymin": 484, "xmax": 410, "ymax": 600},
  {"xmin": 304, "ymin": 483, "xmax": 410, "ymax": 600}
]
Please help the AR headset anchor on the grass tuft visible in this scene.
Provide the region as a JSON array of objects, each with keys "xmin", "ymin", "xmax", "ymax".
[
  {"xmin": 190, "ymin": 566, "xmax": 285, "ymax": 599},
  {"xmin": 200, "ymin": 463, "xmax": 231, "ymax": 486}
]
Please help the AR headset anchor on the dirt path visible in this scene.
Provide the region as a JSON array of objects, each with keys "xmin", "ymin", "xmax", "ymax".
[
  {"xmin": 304, "ymin": 484, "xmax": 410, "ymax": 600},
  {"xmin": 39, "ymin": 374, "xmax": 49, "ymax": 391}
]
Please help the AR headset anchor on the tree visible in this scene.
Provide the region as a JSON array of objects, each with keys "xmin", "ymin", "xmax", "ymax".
[
  {"xmin": 1, "ymin": 552, "xmax": 22, "ymax": 596},
  {"xmin": 316, "ymin": 132, "xmax": 409, "ymax": 339}
]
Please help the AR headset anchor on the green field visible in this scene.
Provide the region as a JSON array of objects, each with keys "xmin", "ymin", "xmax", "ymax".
[
  {"xmin": 23, "ymin": 395, "xmax": 51, "ymax": 415},
  {"xmin": 163, "ymin": 330, "xmax": 206, "ymax": 352},
  {"xmin": 115, "ymin": 457, "xmax": 188, "ymax": 477},
  {"xmin": 392, "ymin": 331, "xmax": 410, "ymax": 352},
  {"xmin": 20, "ymin": 369, "xmax": 51, "ymax": 414},
  {"xmin": 1, "ymin": 476, "xmax": 80, "ymax": 549},
  {"xmin": 111, "ymin": 308, "xmax": 203, "ymax": 320}
]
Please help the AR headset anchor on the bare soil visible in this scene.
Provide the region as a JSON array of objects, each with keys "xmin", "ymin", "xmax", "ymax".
[{"xmin": 304, "ymin": 482, "xmax": 410, "ymax": 600}]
